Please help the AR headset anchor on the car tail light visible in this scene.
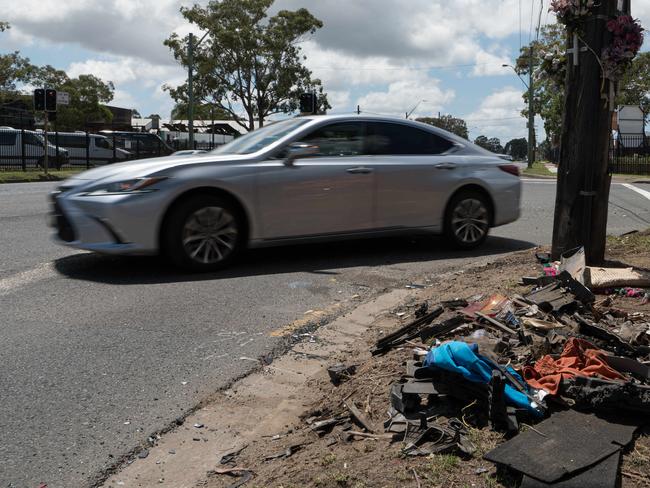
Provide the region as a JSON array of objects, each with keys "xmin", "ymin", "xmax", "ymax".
[{"xmin": 498, "ymin": 164, "xmax": 520, "ymax": 177}]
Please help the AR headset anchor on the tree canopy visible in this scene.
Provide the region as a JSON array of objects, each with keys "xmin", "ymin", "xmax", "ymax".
[
  {"xmin": 504, "ymin": 137, "xmax": 528, "ymax": 159},
  {"xmin": 474, "ymin": 135, "xmax": 504, "ymax": 153},
  {"xmin": 416, "ymin": 115, "xmax": 469, "ymax": 139},
  {"xmin": 517, "ymin": 23, "xmax": 650, "ymax": 145},
  {"xmin": 164, "ymin": 0, "xmax": 330, "ymax": 131},
  {"xmin": 170, "ymin": 102, "xmax": 232, "ymax": 120},
  {"xmin": 617, "ymin": 51, "xmax": 650, "ymax": 118}
]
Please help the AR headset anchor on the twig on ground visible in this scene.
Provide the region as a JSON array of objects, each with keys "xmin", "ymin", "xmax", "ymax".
[
  {"xmin": 520, "ymin": 423, "xmax": 548, "ymax": 438},
  {"xmin": 623, "ymin": 470, "xmax": 650, "ymax": 482},
  {"xmin": 412, "ymin": 467, "xmax": 422, "ymax": 488}
]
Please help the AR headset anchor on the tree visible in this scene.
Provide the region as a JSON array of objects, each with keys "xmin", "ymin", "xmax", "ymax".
[
  {"xmin": 617, "ymin": 51, "xmax": 650, "ymax": 119},
  {"xmin": 474, "ymin": 135, "xmax": 489, "ymax": 149},
  {"xmin": 34, "ymin": 71, "xmax": 115, "ymax": 130},
  {"xmin": 504, "ymin": 138, "xmax": 528, "ymax": 159},
  {"xmin": 170, "ymin": 102, "xmax": 231, "ymax": 120},
  {"xmin": 516, "ymin": 23, "xmax": 566, "ymax": 149},
  {"xmin": 473, "ymin": 135, "xmax": 503, "ymax": 153},
  {"xmin": 518, "ymin": 22, "xmax": 648, "ymax": 149},
  {"xmin": 132, "ymin": 109, "xmax": 142, "ymax": 118},
  {"xmin": 416, "ymin": 115, "xmax": 469, "ymax": 139},
  {"xmin": 0, "ymin": 23, "xmax": 37, "ymax": 102},
  {"xmin": 164, "ymin": 0, "xmax": 330, "ymax": 132}
]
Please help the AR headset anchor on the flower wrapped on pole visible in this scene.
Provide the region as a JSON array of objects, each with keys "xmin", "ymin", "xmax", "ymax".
[{"xmin": 602, "ymin": 15, "xmax": 644, "ymax": 80}]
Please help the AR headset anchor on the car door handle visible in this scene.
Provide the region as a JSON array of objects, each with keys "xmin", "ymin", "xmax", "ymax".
[
  {"xmin": 346, "ymin": 166, "xmax": 373, "ymax": 174},
  {"xmin": 435, "ymin": 162, "xmax": 457, "ymax": 170}
]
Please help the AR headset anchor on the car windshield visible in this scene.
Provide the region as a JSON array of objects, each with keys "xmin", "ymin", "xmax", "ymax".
[{"xmin": 211, "ymin": 118, "xmax": 310, "ymax": 155}]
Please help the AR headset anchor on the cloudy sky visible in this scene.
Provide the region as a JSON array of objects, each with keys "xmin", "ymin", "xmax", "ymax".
[{"xmin": 2, "ymin": 0, "xmax": 649, "ymax": 142}]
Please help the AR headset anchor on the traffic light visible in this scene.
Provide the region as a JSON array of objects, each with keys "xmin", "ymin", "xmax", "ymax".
[
  {"xmin": 299, "ymin": 93, "xmax": 316, "ymax": 115},
  {"xmin": 45, "ymin": 89, "xmax": 57, "ymax": 111},
  {"xmin": 34, "ymin": 89, "xmax": 45, "ymax": 111}
]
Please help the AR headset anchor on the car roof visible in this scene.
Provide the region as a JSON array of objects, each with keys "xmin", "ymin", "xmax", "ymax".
[
  {"xmin": 294, "ymin": 114, "xmax": 478, "ymax": 150},
  {"xmin": 49, "ymin": 132, "xmax": 106, "ymax": 138}
]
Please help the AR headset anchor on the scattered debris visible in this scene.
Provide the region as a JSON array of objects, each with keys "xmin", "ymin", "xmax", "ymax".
[
  {"xmin": 137, "ymin": 449, "xmax": 149, "ymax": 459},
  {"xmin": 219, "ymin": 445, "xmax": 248, "ymax": 465},
  {"xmin": 263, "ymin": 443, "xmax": 306, "ymax": 461},
  {"xmin": 327, "ymin": 363, "xmax": 357, "ymax": 385}
]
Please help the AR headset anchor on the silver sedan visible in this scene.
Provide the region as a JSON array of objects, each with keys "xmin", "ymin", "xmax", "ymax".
[{"xmin": 50, "ymin": 115, "xmax": 521, "ymax": 271}]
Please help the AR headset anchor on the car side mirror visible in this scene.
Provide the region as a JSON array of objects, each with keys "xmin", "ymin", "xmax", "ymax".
[{"xmin": 284, "ymin": 142, "xmax": 319, "ymax": 166}]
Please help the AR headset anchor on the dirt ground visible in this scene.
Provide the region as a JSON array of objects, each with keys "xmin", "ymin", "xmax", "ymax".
[{"xmin": 203, "ymin": 234, "xmax": 650, "ymax": 488}]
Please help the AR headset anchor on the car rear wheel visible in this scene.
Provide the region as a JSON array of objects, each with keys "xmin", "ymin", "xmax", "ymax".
[
  {"xmin": 444, "ymin": 190, "xmax": 491, "ymax": 249},
  {"xmin": 163, "ymin": 195, "xmax": 244, "ymax": 272}
]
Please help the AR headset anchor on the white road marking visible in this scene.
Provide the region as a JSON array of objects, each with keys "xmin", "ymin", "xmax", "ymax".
[
  {"xmin": 0, "ymin": 262, "xmax": 58, "ymax": 295},
  {"xmin": 622, "ymin": 183, "xmax": 650, "ymax": 201},
  {"xmin": 520, "ymin": 178, "xmax": 557, "ymax": 184}
]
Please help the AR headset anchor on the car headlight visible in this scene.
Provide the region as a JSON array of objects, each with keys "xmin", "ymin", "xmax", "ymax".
[{"xmin": 82, "ymin": 177, "xmax": 167, "ymax": 196}]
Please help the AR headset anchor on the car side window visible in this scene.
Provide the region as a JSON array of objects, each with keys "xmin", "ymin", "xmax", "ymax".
[
  {"xmin": 95, "ymin": 138, "xmax": 110, "ymax": 149},
  {"xmin": 299, "ymin": 122, "xmax": 365, "ymax": 157},
  {"xmin": 23, "ymin": 133, "xmax": 43, "ymax": 146},
  {"xmin": 366, "ymin": 122, "xmax": 453, "ymax": 155}
]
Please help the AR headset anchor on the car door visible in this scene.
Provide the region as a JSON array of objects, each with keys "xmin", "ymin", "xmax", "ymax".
[
  {"xmin": 367, "ymin": 121, "xmax": 463, "ymax": 230},
  {"xmin": 257, "ymin": 121, "xmax": 375, "ymax": 239}
]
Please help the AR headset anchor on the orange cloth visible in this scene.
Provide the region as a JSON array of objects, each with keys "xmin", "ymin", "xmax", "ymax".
[{"xmin": 523, "ymin": 338, "xmax": 626, "ymax": 395}]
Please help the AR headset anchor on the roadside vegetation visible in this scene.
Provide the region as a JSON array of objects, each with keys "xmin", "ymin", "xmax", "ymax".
[
  {"xmin": 522, "ymin": 161, "xmax": 556, "ymax": 177},
  {"xmin": 0, "ymin": 169, "xmax": 83, "ymax": 183}
]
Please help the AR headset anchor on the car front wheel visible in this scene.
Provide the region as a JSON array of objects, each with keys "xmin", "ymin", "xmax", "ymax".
[
  {"xmin": 163, "ymin": 195, "xmax": 244, "ymax": 272},
  {"xmin": 444, "ymin": 191, "xmax": 491, "ymax": 249}
]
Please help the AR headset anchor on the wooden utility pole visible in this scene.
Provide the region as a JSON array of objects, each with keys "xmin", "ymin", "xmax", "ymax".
[{"xmin": 551, "ymin": 0, "xmax": 621, "ymax": 264}]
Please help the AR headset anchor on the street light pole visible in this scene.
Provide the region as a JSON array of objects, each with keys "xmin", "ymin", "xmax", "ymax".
[
  {"xmin": 503, "ymin": 63, "xmax": 535, "ymax": 168},
  {"xmin": 187, "ymin": 31, "xmax": 209, "ymax": 149},
  {"xmin": 405, "ymin": 99, "xmax": 427, "ymax": 119},
  {"xmin": 527, "ymin": 49, "xmax": 535, "ymax": 169},
  {"xmin": 188, "ymin": 33, "xmax": 194, "ymax": 148}
]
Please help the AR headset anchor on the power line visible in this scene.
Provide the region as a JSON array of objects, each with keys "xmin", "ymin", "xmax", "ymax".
[{"xmin": 308, "ymin": 62, "xmax": 495, "ymax": 71}]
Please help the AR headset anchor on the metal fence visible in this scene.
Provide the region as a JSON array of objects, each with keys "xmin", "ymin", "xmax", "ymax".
[
  {"xmin": 609, "ymin": 134, "xmax": 650, "ymax": 175},
  {"xmin": 0, "ymin": 126, "xmax": 229, "ymax": 171}
]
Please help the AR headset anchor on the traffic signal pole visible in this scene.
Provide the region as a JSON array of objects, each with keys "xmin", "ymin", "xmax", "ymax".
[{"xmin": 43, "ymin": 111, "xmax": 49, "ymax": 176}]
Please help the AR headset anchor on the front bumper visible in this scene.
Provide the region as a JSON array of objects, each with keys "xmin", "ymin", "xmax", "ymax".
[{"xmin": 49, "ymin": 189, "xmax": 161, "ymax": 255}]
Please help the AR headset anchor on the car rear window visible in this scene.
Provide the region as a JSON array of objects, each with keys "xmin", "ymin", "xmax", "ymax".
[{"xmin": 366, "ymin": 122, "xmax": 453, "ymax": 155}]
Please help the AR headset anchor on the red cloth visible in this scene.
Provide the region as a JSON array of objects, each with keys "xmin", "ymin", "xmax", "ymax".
[{"xmin": 523, "ymin": 338, "xmax": 625, "ymax": 395}]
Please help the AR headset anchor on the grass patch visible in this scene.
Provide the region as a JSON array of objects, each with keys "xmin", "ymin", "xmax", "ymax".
[
  {"xmin": 522, "ymin": 162, "xmax": 556, "ymax": 178},
  {"xmin": 0, "ymin": 169, "xmax": 85, "ymax": 183},
  {"xmin": 606, "ymin": 229, "xmax": 650, "ymax": 255},
  {"xmin": 425, "ymin": 453, "xmax": 460, "ymax": 478}
]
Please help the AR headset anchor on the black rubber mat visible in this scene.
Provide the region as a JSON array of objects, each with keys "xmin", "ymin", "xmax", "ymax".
[
  {"xmin": 519, "ymin": 451, "xmax": 620, "ymax": 488},
  {"xmin": 484, "ymin": 409, "xmax": 637, "ymax": 483}
]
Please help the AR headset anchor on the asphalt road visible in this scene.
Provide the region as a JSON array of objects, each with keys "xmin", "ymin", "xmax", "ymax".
[{"xmin": 1, "ymin": 179, "xmax": 649, "ymax": 488}]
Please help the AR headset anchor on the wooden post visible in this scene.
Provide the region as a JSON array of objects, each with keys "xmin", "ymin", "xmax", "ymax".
[{"xmin": 551, "ymin": 1, "xmax": 618, "ymax": 264}]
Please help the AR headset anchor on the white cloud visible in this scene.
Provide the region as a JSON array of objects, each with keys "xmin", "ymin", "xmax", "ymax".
[
  {"xmin": 464, "ymin": 86, "xmax": 529, "ymax": 142},
  {"xmin": 3, "ymin": 0, "xmax": 191, "ymax": 65},
  {"xmin": 472, "ymin": 51, "xmax": 515, "ymax": 77},
  {"xmin": 67, "ymin": 57, "xmax": 181, "ymax": 86},
  {"xmin": 110, "ymin": 89, "xmax": 138, "ymax": 109},
  {"xmin": 356, "ymin": 74, "xmax": 455, "ymax": 116}
]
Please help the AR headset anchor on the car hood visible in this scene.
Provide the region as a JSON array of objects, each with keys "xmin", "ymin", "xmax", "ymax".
[{"xmin": 68, "ymin": 153, "xmax": 251, "ymax": 182}]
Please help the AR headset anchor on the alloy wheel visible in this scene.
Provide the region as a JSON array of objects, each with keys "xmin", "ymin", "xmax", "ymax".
[
  {"xmin": 451, "ymin": 198, "xmax": 489, "ymax": 245},
  {"xmin": 182, "ymin": 206, "xmax": 238, "ymax": 264}
]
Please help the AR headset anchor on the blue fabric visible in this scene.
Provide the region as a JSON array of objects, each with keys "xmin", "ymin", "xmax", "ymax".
[{"xmin": 423, "ymin": 341, "xmax": 541, "ymax": 415}]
